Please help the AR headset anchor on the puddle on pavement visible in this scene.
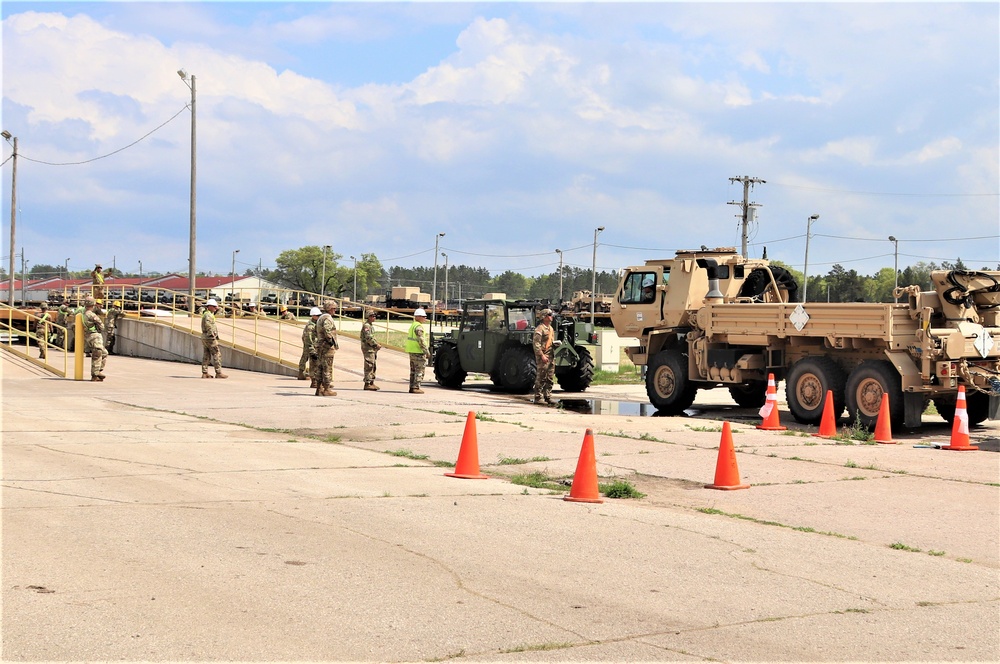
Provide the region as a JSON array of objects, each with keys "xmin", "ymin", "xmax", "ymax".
[{"xmin": 556, "ymin": 398, "xmax": 761, "ymax": 419}]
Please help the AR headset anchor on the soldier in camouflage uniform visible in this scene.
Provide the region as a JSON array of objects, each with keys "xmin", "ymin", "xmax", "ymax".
[
  {"xmin": 314, "ymin": 301, "xmax": 340, "ymax": 396},
  {"xmin": 532, "ymin": 308, "xmax": 556, "ymax": 405},
  {"xmin": 360, "ymin": 309, "xmax": 383, "ymax": 391},
  {"xmin": 405, "ymin": 308, "xmax": 432, "ymax": 394},
  {"xmin": 201, "ymin": 299, "xmax": 228, "ymax": 379},
  {"xmin": 104, "ymin": 301, "xmax": 124, "ymax": 354},
  {"xmin": 90, "ymin": 264, "xmax": 105, "ymax": 301},
  {"xmin": 56, "ymin": 300, "xmax": 70, "ymax": 346},
  {"xmin": 279, "ymin": 306, "xmax": 296, "ymax": 321},
  {"xmin": 37, "ymin": 302, "xmax": 52, "ymax": 359},
  {"xmin": 298, "ymin": 307, "xmax": 320, "ymax": 383},
  {"xmin": 82, "ymin": 297, "xmax": 108, "ymax": 381}
]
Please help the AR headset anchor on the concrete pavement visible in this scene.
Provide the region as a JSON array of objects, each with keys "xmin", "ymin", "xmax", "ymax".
[{"xmin": 2, "ymin": 349, "xmax": 999, "ymax": 662}]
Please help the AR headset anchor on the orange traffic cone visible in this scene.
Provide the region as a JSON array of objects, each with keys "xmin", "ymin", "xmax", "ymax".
[
  {"xmin": 564, "ymin": 429, "xmax": 604, "ymax": 503},
  {"xmin": 873, "ymin": 393, "xmax": 896, "ymax": 444},
  {"xmin": 445, "ymin": 411, "xmax": 489, "ymax": 479},
  {"xmin": 943, "ymin": 386, "xmax": 978, "ymax": 451},
  {"xmin": 706, "ymin": 421, "xmax": 750, "ymax": 490},
  {"xmin": 757, "ymin": 373, "xmax": 787, "ymax": 431},
  {"xmin": 813, "ymin": 390, "xmax": 838, "ymax": 438}
]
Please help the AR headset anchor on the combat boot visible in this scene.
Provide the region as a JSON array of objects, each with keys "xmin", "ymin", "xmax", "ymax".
[
  {"xmin": 322, "ymin": 388, "xmax": 338, "ymax": 396},
  {"xmin": 309, "ymin": 380, "xmax": 318, "ymax": 389},
  {"xmin": 409, "ymin": 388, "xmax": 424, "ymax": 394},
  {"xmin": 202, "ymin": 372, "xmax": 213, "ymax": 379},
  {"xmin": 370, "ymin": 384, "xmax": 380, "ymax": 391},
  {"xmin": 215, "ymin": 372, "xmax": 229, "ymax": 379},
  {"xmin": 363, "ymin": 384, "xmax": 378, "ymax": 391},
  {"xmin": 90, "ymin": 376, "xmax": 102, "ymax": 382},
  {"xmin": 297, "ymin": 372, "xmax": 308, "ymax": 380}
]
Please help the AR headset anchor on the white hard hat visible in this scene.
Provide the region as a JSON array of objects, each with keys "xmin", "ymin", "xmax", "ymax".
[
  {"xmin": 413, "ymin": 308, "xmax": 427, "ymax": 318},
  {"xmin": 309, "ymin": 307, "xmax": 321, "ymax": 316},
  {"xmin": 642, "ymin": 276, "xmax": 655, "ymax": 288},
  {"xmin": 206, "ymin": 299, "xmax": 218, "ymax": 307}
]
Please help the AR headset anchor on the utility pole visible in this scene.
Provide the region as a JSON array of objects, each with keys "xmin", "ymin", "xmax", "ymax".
[
  {"xmin": 728, "ymin": 176, "xmax": 765, "ymax": 259},
  {"xmin": 20, "ymin": 250, "xmax": 26, "ymax": 305},
  {"xmin": 2, "ymin": 132, "xmax": 17, "ymax": 306}
]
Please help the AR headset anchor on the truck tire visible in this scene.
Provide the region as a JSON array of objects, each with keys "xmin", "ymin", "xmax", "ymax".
[
  {"xmin": 846, "ymin": 360, "xmax": 903, "ymax": 430},
  {"xmin": 646, "ymin": 349, "xmax": 697, "ymax": 414},
  {"xmin": 556, "ymin": 346, "xmax": 594, "ymax": 393},
  {"xmin": 932, "ymin": 391, "xmax": 990, "ymax": 426},
  {"xmin": 786, "ymin": 357, "xmax": 846, "ymax": 425},
  {"xmin": 497, "ymin": 345, "xmax": 536, "ymax": 393},
  {"xmin": 728, "ymin": 381, "xmax": 767, "ymax": 408},
  {"xmin": 434, "ymin": 344, "xmax": 467, "ymax": 389}
]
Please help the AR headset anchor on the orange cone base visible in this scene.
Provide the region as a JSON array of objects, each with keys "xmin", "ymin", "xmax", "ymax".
[
  {"xmin": 704, "ymin": 482, "xmax": 750, "ymax": 491},
  {"xmin": 563, "ymin": 494, "xmax": 604, "ymax": 503},
  {"xmin": 812, "ymin": 433, "xmax": 835, "ymax": 439},
  {"xmin": 875, "ymin": 439, "xmax": 898, "ymax": 445},
  {"xmin": 757, "ymin": 424, "xmax": 786, "ymax": 431},
  {"xmin": 444, "ymin": 471, "xmax": 489, "ymax": 479},
  {"xmin": 942, "ymin": 443, "xmax": 979, "ymax": 451}
]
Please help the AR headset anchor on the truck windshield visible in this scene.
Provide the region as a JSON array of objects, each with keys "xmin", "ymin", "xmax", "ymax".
[{"xmin": 508, "ymin": 308, "xmax": 534, "ymax": 331}]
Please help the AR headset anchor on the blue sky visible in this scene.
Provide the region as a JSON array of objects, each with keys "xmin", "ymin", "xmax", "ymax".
[{"xmin": 2, "ymin": 1, "xmax": 998, "ymax": 281}]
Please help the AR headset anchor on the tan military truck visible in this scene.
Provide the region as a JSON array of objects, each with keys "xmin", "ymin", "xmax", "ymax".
[
  {"xmin": 571, "ymin": 290, "xmax": 613, "ymax": 313},
  {"xmin": 610, "ymin": 247, "xmax": 1000, "ymax": 429}
]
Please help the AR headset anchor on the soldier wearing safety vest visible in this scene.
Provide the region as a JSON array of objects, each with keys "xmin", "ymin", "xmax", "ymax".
[
  {"xmin": 532, "ymin": 308, "xmax": 556, "ymax": 404},
  {"xmin": 82, "ymin": 297, "xmax": 108, "ymax": 381},
  {"xmin": 406, "ymin": 309, "xmax": 432, "ymax": 394},
  {"xmin": 37, "ymin": 302, "xmax": 52, "ymax": 359}
]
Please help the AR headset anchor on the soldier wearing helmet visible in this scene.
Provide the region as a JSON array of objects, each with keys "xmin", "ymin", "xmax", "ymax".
[
  {"xmin": 313, "ymin": 301, "xmax": 340, "ymax": 396},
  {"xmin": 297, "ymin": 307, "xmax": 321, "ymax": 384},
  {"xmin": 82, "ymin": 297, "xmax": 108, "ymax": 381},
  {"xmin": 279, "ymin": 305, "xmax": 295, "ymax": 321},
  {"xmin": 406, "ymin": 309, "xmax": 431, "ymax": 394},
  {"xmin": 360, "ymin": 309, "xmax": 383, "ymax": 391},
  {"xmin": 532, "ymin": 308, "xmax": 556, "ymax": 404},
  {"xmin": 37, "ymin": 302, "xmax": 52, "ymax": 359},
  {"xmin": 641, "ymin": 275, "xmax": 656, "ymax": 303},
  {"xmin": 200, "ymin": 299, "xmax": 228, "ymax": 379},
  {"xmin": 104, "ymin": 300, "xmax": 124, "ymax": 354}
]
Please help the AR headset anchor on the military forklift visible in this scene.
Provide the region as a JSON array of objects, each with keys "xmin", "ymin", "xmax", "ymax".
[{"xmin": 432, "ymin": 298, "xmax": 598, "ymax": 393}]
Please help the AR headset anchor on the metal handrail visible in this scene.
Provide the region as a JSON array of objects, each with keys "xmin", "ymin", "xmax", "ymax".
[{"xmin": 0, "ymin": 303, "xmax": 69, "ymax": 377}]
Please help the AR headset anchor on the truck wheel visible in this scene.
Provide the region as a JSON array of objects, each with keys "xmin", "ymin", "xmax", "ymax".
[
  {"xmin": 434, "ymin": 344, "xmax": 467, "ymax": 389},
  {"xmin": 728, "ymin": 381, "xmax": 767, "ymax": 408},
  {"xmin": 645, "ymin": 349, "xmax": 696, "ymax": 415},
  {"xmin": 846, "ymin": 360, "xmax": 903, "ymax": 430},
  {"xmin": 933, "ymin": 391, "xmax": 990, "ymax": 426},
  {"xmin": 786, "ymin": 357, "xmax": 846, "ymax": 425},
  {"xmin": 498, "ymin": 345, "xmax": 536, "ymax": 393},
  {"xmin": 556, "ymin": 346, "xmax": 594, "ymax": 393}
]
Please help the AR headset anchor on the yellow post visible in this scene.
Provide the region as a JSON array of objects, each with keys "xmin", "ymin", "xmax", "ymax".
[{"xmin": 74, "ymin": 314, "xmax": 84, "ymax": 380}]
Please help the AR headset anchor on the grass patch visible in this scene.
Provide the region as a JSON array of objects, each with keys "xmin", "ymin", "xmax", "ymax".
[
  {"xmin": 927, "ymin": 550, "xmax": 946, "ymax": 557},
  {"xmin": 475, "ymin": 413, "xmax": 498, "ymax": 423},
  {"xmin": 685, "ymin": 424, "xmax": 722, "ymax": 433},
  {"xmin": 696, "ymin": 507, "xmax": 857, "ymax": 540},
  {"xmin": 834, "ymin": 417, "xmax": 875, "ymax": 444},
  {"xmin": 844, "ymin": 459, "xmax": 859, "ymax": 468},
  {"xmin": 889, "ymin": 541, "xmax": 922, "ymax": 552},
  {"xmin": 509, "ymin": 471, "xmax": 569, "ymax": 492},
  {"xmin": 599, "ymin": 479, "xmax": 646, "ymax": 499},
  {"xmin": 496, "ymin": 454, "xmax": 551, "ymax": 465},
  {"xmin": 386, "ymin": 448, "xmax": 429, "ymax": 461},
  {"xmin": 589, "ymin": 364, "xmax": 643, "ymax": 386},
  {"xmin": 323, "ymin": 434, "xmax": 342, "ymax": 444},
  {"xmin": 422, "ymin": 432, "xmax": 436, "ymax": 438}
]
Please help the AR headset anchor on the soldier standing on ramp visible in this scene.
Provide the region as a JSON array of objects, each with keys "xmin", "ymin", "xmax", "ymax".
[
  {"xmin": 315, "ymin": 301, "xmax": 340, "ymax": 396},
  {"xmin": 82, "ymin": 297, "xmax": 108, "ymax": 381},
  {"xmin": 37, "ymin": 302, "xmax": 52, "ymax": 359},
  {"xmin": 298, "ymin": 307, "xmax": 320, "ymax": 382},
  {"xmin": 406, "ymin": 308, "xmax": 431, "ymax": 394},
  {"xmin": 201, "ymin": 299, "xmax": 228, "ymax": 379}
]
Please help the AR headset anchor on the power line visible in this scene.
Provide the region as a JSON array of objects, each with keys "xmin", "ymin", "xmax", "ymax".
[
  {"xmin": 15, "ymin": 105, "xmax": 189, "ymax": 167},
  {"xmin": 768, "ymin": 180, "xmax": 999, "ymax": 197}
]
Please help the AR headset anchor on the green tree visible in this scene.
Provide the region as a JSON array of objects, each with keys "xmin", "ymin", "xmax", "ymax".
[
  {"xmin": 268, "ymin": 245, "xmax": 350, "ymax": 295},
  {"xmin": 825, "ymin": 265, "xmax": 865, "ymax": 302},
  {"xmin": 491, "ymin": 270, "xmax": 529, "ymax": 299},
  {"xmin": 29, "ymin": 264, "xmax": 62, "ymax": 279},
  {"xmin": 863, "ymin": 267, "xmax": 897, "ymax": 303}
]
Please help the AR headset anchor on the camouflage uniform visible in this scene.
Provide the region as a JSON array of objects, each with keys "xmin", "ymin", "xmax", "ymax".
[
  {"xmin": 405, "ymin": 317, "xmax": 431, "ymax": 393},
  {"xmin": 298, "ymin": 316, "xmax": 318, "ymax": 381},
  {"xmin": 37, "ymin": 305, "xmax": 52, "ymax": 359},
  {"xmin": 105, "ymin": 303, "xmax": 124, "ymax": 354},
  {"xmin": 532, "ymin": 310, "xmax": 556, "ymax": 404},
  {"xmin": 91, "ymin": 267, "xmax": 105, "ymax": 301},
  {"xmin": 82, "ymin": 301, "xmax": 108, "ymax": 380},
  {"xmin": 360, "ymin": 313, "xmax": 382, "ymax": 390},
  {"xmin": 56, "ymin": 302, "xmax": 69, "ymax": 346},
  {"xmin": 314, "ymin": 308, "xmax": 339, "ymax": 396},
  {"xmin": 65, "ymin": 303, "xmax": 80, "ymax": 352},
  {"xmin": 201, "ymin": 306, "xmax": 227, "ymax": 378},
  {"xmin": 280, "ymin": 308, "xmax": 296, "ymax": 321}
]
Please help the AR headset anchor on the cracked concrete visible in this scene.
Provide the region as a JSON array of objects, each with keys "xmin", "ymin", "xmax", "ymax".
[{"xmin": 3, "ymin": 351, "xmax": 999, "ymax": 662}]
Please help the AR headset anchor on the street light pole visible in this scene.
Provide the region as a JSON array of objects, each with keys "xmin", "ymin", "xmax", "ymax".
[
  {"xmin": 64, "ymin": 258, "xmax": 70, "ymax": 282},
  {"xmin": 802, "ymin": 214, "xmax": 819, "ymax": 303},
  {"xmin": 2, "ymin": 131, "xmax": 17, "ymax": 306},
  {"xmin": 441, "ymin": 253, "xmax": 448, "ymax": 308},
  {"xmin": 555, "ymin": 249, "xmax": 564, "ymax": 304},
  {"xmin": 888, "ymin": 235, "xmax": 899, "ymax": 302},
  {"xmin": 139, "ymin": 261, "xmax": 143, "ymax": 282},
  {"xmin": 320, "ymin": 245, "xmax": 330, "ymax": 300},
  {"xmin": 432, "ymin": 232, "xmax": 444, "ymax": 326},
  {"xmin": 231, "ymin": 249, "xmax": 240, "ymax": 299},
  {"xmin": 591, "ymin": 227, "xmax": 605, "ymax": 322},
  {"xmin": 350, "ymin": 255, "xmax": 357, "ymax": 303},
  {"xmin": 177, "ymin": 71, "xmax": 197, "ymax": 314}
]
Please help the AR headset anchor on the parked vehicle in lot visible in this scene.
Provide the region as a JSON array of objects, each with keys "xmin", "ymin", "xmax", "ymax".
[
  {"xmin": 610, "ymin": 247, "xmax": 1000, "ymax": 429},
  {"xmin": 433, "ymin": 298, "xmax": 598, "ymax": 393}
]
